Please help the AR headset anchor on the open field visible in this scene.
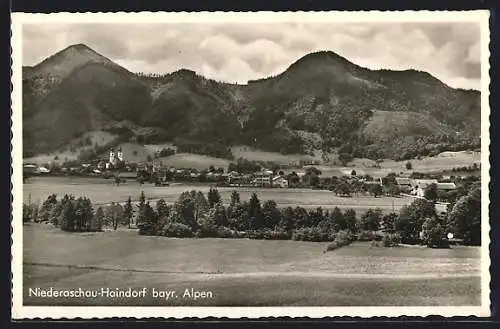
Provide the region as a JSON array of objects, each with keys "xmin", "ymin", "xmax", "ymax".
[
  {"xmin": 24, "ymin": 130, "xmax": 118, "ymax": 164},
  {"xmin": 231, "ymin": 145, "xmax": 320, "ymax": 163},
  {"xmin": 317, "ymin": 151, "xmax": 481, "ymax": 178},
  {"xmin": 23, "ymin": 224, "xmax": 481, "ymax": 306},
  {"xmin": 157, "ymin": 153, "xmax": 231, "ymax": 170},
  {"xmin": 24, "ymin": 177, "xmax": 414, "ymax": 213},
  {"xmin": 113, "ymin": 146, "xmax": 481, "ymax": 175}
]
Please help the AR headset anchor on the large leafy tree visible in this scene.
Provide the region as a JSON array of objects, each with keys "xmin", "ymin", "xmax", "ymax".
[
  {"xmin": 421, "ymin": 217, "xmax": 446, "ymax": 248},
  {"xmin": 248, "ymin": 193, "xmax": 263, "ymax": 230},
  {"xmin": 138, "ymin": 202, "xmax": 158, "ymax": 235},
  {"xmin": 137, "ymin": 190, "xmax": 146, "ymax": 216},
  {"xmin": 173, "ymin": 193, "xmax": 198, "ymax": 230},
  {"xmin": 397, "ymin": 198, "xmax": 436, "ymax": 243},
  {"xmin": 424, "ymin": 183, "xmax": 438, "ymax": 202},
  {"xmin": 52, "ymin": 194, "xmax": 74, "ymax": 227},
  {"xmin": 230, "ymin": 191, "xmax": 241, "ymax": 207},
  {"xmin": 447, "ymin": 185, "xmax": 481, "ymax": 245},
  {"xmin": 93, "ymin": 207, "xmax": 104, "ymax": 231},
  {"xmin": 334, "ymin": 180, "xmax": 352, "ymax": 197},
  {"xmin": 262, "ymin": 200, "xmax": 281, "ymax": 229},
  {"xmin": 194, "ymin": 191, "xmax": 210, "ymax": 220},
  {"xmin": 38, "ymin": 194, "xmax": 58, "ymax": 222},
  {"xmin": 60, "ymin": 201, "xmax": 75, "ymax": 232},
  {"xmin": 74, "ymin": 197, "xmax": 93, "ymax": 231},
  {"xmin": 370, "ymin": 184, "xmax": 383, "ymax": 198},
  {"xmin": 156, "ymin": 199, "xmax": 169, "ymax": 219},
  {"xmin": 124, "ymin": 196, "xmax": 134, "ymax": 228},
  {"xmin": 360, "ymin": 208, "xmax": 382, "ymax": 232},
  {"xmin": 343, "ymin": 208, "xmax": 357, "ymax": 233},
  {"xmin": 227, "ymin": 190, "xmax": 241, "ymax": 220},
  {"xmin": 330, "ymin": 207, "xmax": 346, "ymax": 232},
  {"xmin": 228, "ymin": 202, "xmax": 249, "ymax": 231},
  {"xmin": 207, "ymin": 187, "xmax": 221, "ymax": 208},
  {"xmin": 278, "ymin": 206, "xmax": 294, "ymax": 232},
  {"xmin": 381, "ymin": 212, "xmax": 398, "ymax": 234}
]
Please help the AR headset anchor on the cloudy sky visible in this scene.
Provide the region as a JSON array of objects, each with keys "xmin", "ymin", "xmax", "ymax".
[{"xmin": 22, "ymin": 22, "xmax": 481, "ymax": 90}]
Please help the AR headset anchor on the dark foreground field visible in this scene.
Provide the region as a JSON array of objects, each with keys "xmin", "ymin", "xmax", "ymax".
[{"xmin": 23, "ymin": 224, "xmax": 481, "ymax": 306}]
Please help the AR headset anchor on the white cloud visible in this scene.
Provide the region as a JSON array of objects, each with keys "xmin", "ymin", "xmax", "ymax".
[
  {"xmin": 22, "ymin": 22, "xmax": 482, "ymax": 90},
  {"xmin": 466, "ymin": 42, "xmax": 480, "ymax": 63},
  {"xmin": 446, "ymin": 77, "xmax": 481, "ymax": 90}
]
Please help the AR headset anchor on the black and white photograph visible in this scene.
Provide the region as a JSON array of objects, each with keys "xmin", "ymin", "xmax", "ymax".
[{"xmin": 11, "ymin": 11, "xmax": 490, "ymax": 318}]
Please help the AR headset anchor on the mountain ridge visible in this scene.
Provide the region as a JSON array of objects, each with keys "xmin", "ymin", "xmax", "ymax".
[{"xmin": 22, "ymin": 43, "xmax": 481, "ymax": 162}]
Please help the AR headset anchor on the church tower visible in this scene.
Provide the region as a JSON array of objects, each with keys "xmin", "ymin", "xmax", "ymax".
[
  {"xmin": 117, "ymin": 147, "xmax": 124, "ymax": 162},
  {"xmin": 109, "ymin": 148, "xmax": 115, "ymax": 165}
]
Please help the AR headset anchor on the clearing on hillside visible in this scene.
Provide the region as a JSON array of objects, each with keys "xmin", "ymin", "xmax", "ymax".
[
  {"xmin": 24, "ymin": 130, "xmax": 118, "ymax": 164},
  {"xmin": 231, "ymin": 146, "xmax": 321, "ymax": 164}
]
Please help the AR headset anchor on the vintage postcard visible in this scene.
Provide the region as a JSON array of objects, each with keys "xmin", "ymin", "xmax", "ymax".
[{"xmin": 11, "ymin": 11, "xmax": 491, "ymax": 319}]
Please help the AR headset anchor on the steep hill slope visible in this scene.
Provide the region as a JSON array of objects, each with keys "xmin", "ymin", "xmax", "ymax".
[
  {"xmin": 139, "ymin": 69, "xmax": 242, "ymax": 144},
  {"xmin": 22, "ymin": 45, "xmax": 481, "ymax": 161},
  {"xmin": 240, "ymin": 51, "xmax": 480, "ymax": 159},
  {"xmin": 23, "ymin": 62, "xmax": 150, "ymax": 155}
]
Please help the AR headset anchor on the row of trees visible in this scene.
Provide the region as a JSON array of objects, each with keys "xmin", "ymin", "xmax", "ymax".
[
  {"xmin": 24, "ymin": 182, "xmax": 481, "ymax": 247},
  {"xmin": 23, "ymin": 193, "xmax": 135, "ymax": 232},
  {"xmin": 133, "ymin": 184, "xmax": 481, "ymax": 247},
  {"xmin": 137, "ymin": 188, "xmax": 360, "ymax": 241},
  {"xmin": 24, "ymin": 194, "xmax": 101, "ymax": 232}
]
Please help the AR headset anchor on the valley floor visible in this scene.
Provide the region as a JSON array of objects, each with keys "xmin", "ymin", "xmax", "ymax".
[
  {"xmin": 23, "ymin": 224, "xmax": 481, "ymax": 306},
  {"xmin": 23, "ymin": 176, "xmax": 415, "ymax": 214}
]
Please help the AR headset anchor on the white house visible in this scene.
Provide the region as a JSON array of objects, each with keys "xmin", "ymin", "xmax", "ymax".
[
  {"xmin": 272, "ymin": 176, "xmax": 289, "ymax": 188},
  {"xmin": 395, "ymin": 177, "xmax": 412, "ymax": 193},
  {"xmin": 395, "ymin": 177, "xmax": 411, "ymax": 187},
  {"xmin": 37, "ymin": 166, "xmax": 51, "ymax": 174},
  {"xmin": 410, "ymin": 179, "xmax": 457, "ymax": 197},
  {"xmin": 252, "ymin": 171, "xmax": 273, "ymax": 187},
  {"xmin": 410, "ymin": 179, "xmax": 438, "ymax": 197}
]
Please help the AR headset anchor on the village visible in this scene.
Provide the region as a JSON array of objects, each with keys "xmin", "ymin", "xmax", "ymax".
[{"xmin": 23, "ymin": 147, "xmax": 477, "ymax": 211}]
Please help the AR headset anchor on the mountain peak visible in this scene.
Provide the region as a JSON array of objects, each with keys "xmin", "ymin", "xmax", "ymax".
[
  {"xmin": 172, "ymin": 68, "xmax": 197, "ymax": 77},
  {"xmin": 68, "ymin": 43, "xmax": 93, "ymax": 50},
  {"xmin": 281, "ymin": 50, "xmax": 358, "ymax": 79},
  {"xmin": 28, "ymin": 43, "xmax": 118, "ymax": 80},
  {"xmin": 291, "ymin": 50, "xmax": 351, "ymax": 67}
]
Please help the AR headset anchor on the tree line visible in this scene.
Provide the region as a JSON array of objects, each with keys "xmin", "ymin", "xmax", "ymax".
[{"xmin": 24, "ymin": 182, "xmax": 481, "ymax": 248}]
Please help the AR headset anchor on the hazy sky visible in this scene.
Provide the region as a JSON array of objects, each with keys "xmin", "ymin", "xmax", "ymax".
[{"xmin": 22, "ymin": 22, "xmax": 481, "ymax": 90}]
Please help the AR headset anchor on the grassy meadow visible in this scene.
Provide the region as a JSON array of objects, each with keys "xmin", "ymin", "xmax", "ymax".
[
  {"xmin": 23, "ymin": 224, "xmax": 480, "ymax": 306},
  {"xmin": 24, "ymin": 176, "xmax": 414, "ymax": 213}
]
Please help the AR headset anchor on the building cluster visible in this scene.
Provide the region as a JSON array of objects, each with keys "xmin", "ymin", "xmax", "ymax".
[
  {"xmin": 227, "ymin": 170, "xmax": 289, "ymax": 188},
  {"xmin": 96, "ymin": 148, "xmax": 124, "ymax": 171},
  {"xmin": 394, "ymin": 178, "xmax": 457, "ymax": 197},
  {"xmin": 22, "ymin": 164, "xmax": 50, "ymax": 175}
]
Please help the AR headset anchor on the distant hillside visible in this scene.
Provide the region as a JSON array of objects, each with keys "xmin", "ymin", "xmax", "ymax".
[{"xmin": 22, "ymin": 45, "xmax": 481, "ymax": 161}]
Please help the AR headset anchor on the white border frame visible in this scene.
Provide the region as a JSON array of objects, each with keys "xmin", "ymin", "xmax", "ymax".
[{"xmin": 11, "ymin": 10, "xmax": 491, "ymax": 319}]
